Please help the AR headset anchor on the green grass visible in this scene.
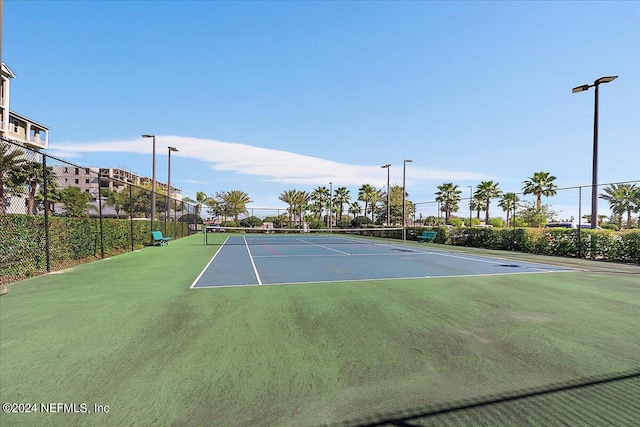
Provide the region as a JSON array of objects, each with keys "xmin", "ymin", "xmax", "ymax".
[{"xmin": 1, "ymin": 234, "xmax": 639, "ymax": 426}]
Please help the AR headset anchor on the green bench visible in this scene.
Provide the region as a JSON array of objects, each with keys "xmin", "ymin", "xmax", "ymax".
[
  {"xmin": 151, "ymin": 231, "xmax": 171, "ymax": 246},
  {"xmin": 416, "ymin": 231, "xmax": 437, "ymax": 243}
]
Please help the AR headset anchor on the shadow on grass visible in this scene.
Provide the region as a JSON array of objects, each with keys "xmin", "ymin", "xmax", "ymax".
[{"xmin": 331, "ymin": 368, "xmax": 640, "ymax": 427}]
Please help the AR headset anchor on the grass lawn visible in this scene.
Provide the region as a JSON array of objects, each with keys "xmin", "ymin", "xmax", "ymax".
[{"xmin": 1, "ymin": 234, "xmax": 639, "ymax": 426}]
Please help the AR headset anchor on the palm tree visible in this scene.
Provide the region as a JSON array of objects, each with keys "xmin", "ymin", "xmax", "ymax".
[
  {"xmin": 219, "ymin": 190, "xmax": 251, "ymax": 223},
  {"xmin": 279, "ymin": 189, "xmax": 299, "ymax": 224},
  {"xmin": 9, "ymin": 161, "xmax": 44, "ymax": 215},
  {"xmin": 368, "ymin": 189, "xmax": 383, "ymax": 223},
  {"xmin": 0, "ymin": 143, "xmax": 27, "ymax": 213},
  {"xmin": 358, "ymin": 184, "xmax": 375, "ymax": 219},
  {"xmin": 522, "ymin": 172, "xmax": 557, "ymax": 213},
  {"xmin": 182, "ymin": 191, "xmax": 210, "ymax": 219},
  {"xmin": 435, "ymin": 183, "xmax": 462, "ymax": 223},
  {"xmin": 499, "ymin": 192, "xmax": 520, "ymax": 227},
  {"xmin": 633, "ymin": 187, "xmax": 640, "ymax": 225},
  {"xmin": 333, "ymin": 186, "xmax": 351, "ymax": 222},
  {"xmin": 470, "ymin": 196, "xmax": 483, "ymax": 220},
  {"xmin": 293, "ymin": 190, "xmax": 310, "ymax": 226},
  {"xmin": 348, "ymin": 201, "xmax": 362, "ymax": 219},
  {"xmin": 599, "ymin": 183, "xmax": 638, "ymax": 229},
  {"xmin": 310, "ymin": 186, "xmax": 330, "ymax": 220},
  {"xmin": 475, "ymin": 180, "xmax": 502, "ymax": 223}
]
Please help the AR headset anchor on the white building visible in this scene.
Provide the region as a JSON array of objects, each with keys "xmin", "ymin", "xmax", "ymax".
[
  {"xmin": 1, "ymin": 63, "xmax": 49, "ymax": 150},
  {"xmin": 1, "ymin": 62, "xmax": 50, "ymax": 214}
]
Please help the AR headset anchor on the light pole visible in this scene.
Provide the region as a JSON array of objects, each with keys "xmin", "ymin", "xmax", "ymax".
[
  {"xmin": 468, "ymin": 186, "xmax": 473, "ymax": 228},
  {"xmin": 381, "ymin": 164, "xmax": 390, "ymax": 225},
  {"xmin": 141, "ymin": 134, "xmax": 157, "ymax": 224},
  {"xmin": 572, "ymin": 75, "xmax": 618, "ymax": 229},
  {"xmin": 167, "ymin": 146, "xmax": 178, "ymax": 221},
  {"xmin": 402, "ymin": 159, "xmax": 412, "ymax": 240}
]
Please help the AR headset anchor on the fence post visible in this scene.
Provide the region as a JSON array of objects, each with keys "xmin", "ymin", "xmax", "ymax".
[
  {"xmin": 98, "ymin": 184, "xmax": 105, "ymax": 259},
  {"xmin": 163, "ymin": 194, "xmax": 167, "ymax": 236},
  {"xmin": 578, "ymin": 186, "xmax": 582, "ymax": 258},
  {"xmin": 43, "ymin": 154, "xmax": 51, "ymax": 272},
  {"xmin": 129, "ymin": 184, "xmax": 134, "ymax": 252}
]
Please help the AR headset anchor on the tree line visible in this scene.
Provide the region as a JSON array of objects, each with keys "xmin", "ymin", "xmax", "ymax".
[
  {"xmin": 189, "ymin": 172, "xmax": 640, "ymax": 230},
  {"xmin": 2, "ymin": 142, "xmax": 638, "ymax": 228}
]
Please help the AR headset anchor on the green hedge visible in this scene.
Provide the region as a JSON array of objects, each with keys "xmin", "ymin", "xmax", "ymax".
[
  {"xmin": 0, "ymin": 215, "xmax": 47, "ymax": 281},
  {"xmin": 408, "ymin": 226, "xmax": 640, "ymax": 264},
  {"xmin": 0, "ymin": 215, "xmax": 192, "ymax": 284}
]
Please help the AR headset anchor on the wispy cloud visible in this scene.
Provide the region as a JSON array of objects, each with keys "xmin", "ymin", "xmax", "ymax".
[
  {"xmin": 182, "ymin": 178, "xmax": 210, "ymax": 185},
  {"xmin": 53, "ymin": 135, "xmax": 494, "ymax": 187}
]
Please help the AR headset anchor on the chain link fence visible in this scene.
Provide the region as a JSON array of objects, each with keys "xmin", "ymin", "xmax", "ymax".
[
  {"xmin": 413, "ymin": 180, "xmax": 640, "ymax": 230},
  {"xmin": 1, "ymin": 138, "xmax": 200, "ymax": 284}
]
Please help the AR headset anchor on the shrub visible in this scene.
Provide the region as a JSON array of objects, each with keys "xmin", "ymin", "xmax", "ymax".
[
  {"xmin": 620, "ymin": 231, "xmax": 640, "ymax": 263},
  {"xmin": 307, "ymin": 219, "xmax": 325, "ymax": 229},
  {"xmin": 239, "ymin": 216, "xmax": 263, "ymax": 228},
  {"xmin": 488, "ymin": 218, "xmax": 504, "ymax": 228},
  {"xmin": 449, "ymin": 218, "xmax": 464, "ymax": 227},
  {"xmin": 351, "ymin": 216, "xmax": 372, "ymax": 227}
]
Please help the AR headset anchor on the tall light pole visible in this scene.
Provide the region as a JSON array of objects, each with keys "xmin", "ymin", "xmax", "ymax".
[
  {"xmin": 468, "ymin": 186, "xmax": 473, "ymax": 228},
  {"xmin": 381, "ymin": 164, "xmax": 391, "ymax": 226},
  {"xmin": 402, "ymin": 159, "xmax": 412, "ymax": 240},
  {"xmin": 167, "ymin": 146, "xmax": 178, "ymax": 220},
  {"xmin": 572, "ymin": 75, "xmax": 618, "ymax": 229},
  {"xmin": 141, "ymin": 134, "xmax": 157, "ymax": 224}
]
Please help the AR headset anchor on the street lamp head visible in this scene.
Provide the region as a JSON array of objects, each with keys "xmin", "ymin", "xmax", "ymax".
[
  {"xmin": 404, "ymin": 159, "xmax": 413, "ymax": 164},
  {"xmin": 168, "ymin": 146, "xmax": 178, "ymax": 152},
  {"xmin": 595, "ymin": 75, "xmax": 618, "ymax": 85},
  {"xmin": 572, "ymin": 84, "xmax": 590, "ymax": 93},
  {"xmin": 573, "ymin": 76, "xmax": 618, "ymax": 93},
  {"xmin": 142, "ymin": 134, "xmax": 154, "ymax": 138},
  {"xmin": 381, "ymin": 164, "xmax": 390, "ymax": 168}
]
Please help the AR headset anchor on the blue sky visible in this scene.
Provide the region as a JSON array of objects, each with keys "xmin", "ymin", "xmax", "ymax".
[{"xmin": 4, "ymin": 1, "xmax": 639, "ymax": 221}]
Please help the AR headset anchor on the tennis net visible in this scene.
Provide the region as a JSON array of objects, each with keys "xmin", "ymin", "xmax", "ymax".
[{"xmin": 202, "ymin": 226, "xmax": 404, "ymax": 245}]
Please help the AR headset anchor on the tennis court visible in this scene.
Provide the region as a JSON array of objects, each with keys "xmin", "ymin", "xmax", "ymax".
[
  {"xmin": 2, "ymin": 233, "xmax": 638, "ymax": 426},
  {"xmin": 191, "ymin": 232, "xmax": 573, "ymax": 288}
]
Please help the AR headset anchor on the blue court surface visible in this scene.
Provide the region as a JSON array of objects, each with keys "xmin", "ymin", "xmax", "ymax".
[{"xmin": 190, "ymin": 234, "xmax": 575, "ymax": 289}]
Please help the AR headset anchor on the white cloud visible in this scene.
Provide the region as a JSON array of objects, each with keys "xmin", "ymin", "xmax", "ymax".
[
  {"xmin": 182, "ymin": 178, "xmax": 210, "ymax": 185},
  {"xmin": 53, "ymin": 135, "xmax": 494, "ymax": 188}
]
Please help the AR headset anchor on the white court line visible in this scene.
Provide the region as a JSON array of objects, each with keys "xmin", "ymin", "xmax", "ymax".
[
  {"xmin": 253, "ymin": 251, "xmax": 427, "ymax": 258},
  {"xmin": 294, "ymin": 238, "xmax": 352, "ymax": 255},
  {"xmin": 189, "ymin": 236, "xmax": 230, "ymax": 289},
  {"xmin": 244, "ymin": 236, "xmax": 263, "ymax": 285},
  {"xmin": 190, "ymin": 269, "xmax": 579, "ymax": 289},
  {"xmin": 422, "ymin": 250, "xmax": 570, "ymax": 272}
]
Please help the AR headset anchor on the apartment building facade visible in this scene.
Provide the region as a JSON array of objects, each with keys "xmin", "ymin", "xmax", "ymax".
[
  {"xmin": 1, "ymin": 62, "xmax": 50, "ymax": 214},
  {"xmin": 2, "ymin": 62, "xmax": 182, "ymax": 216},
  {"xmin": 1, "ymin": 63, "xmax": 49, "ymax": 150}
]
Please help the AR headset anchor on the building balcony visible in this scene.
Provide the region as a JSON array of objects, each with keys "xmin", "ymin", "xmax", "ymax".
[{"xmin": 5, "ymin": 111, "xmax": 49, "ymax": 150}]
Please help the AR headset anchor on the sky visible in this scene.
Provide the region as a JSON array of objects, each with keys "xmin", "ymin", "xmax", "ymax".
[{"xmin": 3, "ymin": 1, "xmax": 639, "ymax": 221}]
